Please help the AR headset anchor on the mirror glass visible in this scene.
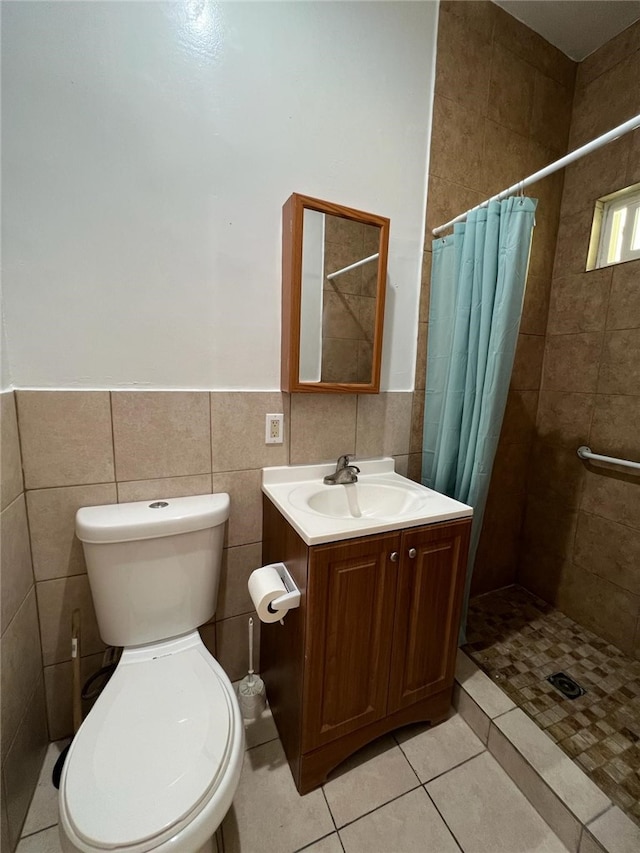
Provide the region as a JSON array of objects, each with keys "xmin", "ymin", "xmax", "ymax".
[{"xmin": 282, "ymin": 194, "xmax": 389, "ymax": 394}]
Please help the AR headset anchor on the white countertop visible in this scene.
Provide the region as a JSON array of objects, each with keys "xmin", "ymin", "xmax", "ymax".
[{"xmin": 262, "ymin": 458, "xmax": 473, "ymax": 546}]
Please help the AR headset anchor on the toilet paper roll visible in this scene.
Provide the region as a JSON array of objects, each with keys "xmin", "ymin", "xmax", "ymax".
[{"xmin": 248, "ymin": 564, "xmax": 290, "ymax": 624}]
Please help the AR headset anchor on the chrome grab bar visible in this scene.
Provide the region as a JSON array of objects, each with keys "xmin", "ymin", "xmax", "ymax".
[{"xmin": 577, "ymin": 446, "xmax": 640, "ymax": 472}]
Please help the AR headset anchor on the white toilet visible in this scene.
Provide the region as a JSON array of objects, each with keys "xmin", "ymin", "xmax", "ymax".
[{"xmin": 59, "ymin": 494, "xmax": 244, "ymax": 853}]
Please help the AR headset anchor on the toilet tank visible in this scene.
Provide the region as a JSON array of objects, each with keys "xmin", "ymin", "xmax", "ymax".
[{"xmin": 76, "ymin": 494, "xmax": 230, "ymax": 648}]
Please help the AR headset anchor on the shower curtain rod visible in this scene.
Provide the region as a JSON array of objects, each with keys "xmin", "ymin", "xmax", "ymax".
[{"xmin": 432, "ymin": 113, "xmax": 640, "ymax": 236}]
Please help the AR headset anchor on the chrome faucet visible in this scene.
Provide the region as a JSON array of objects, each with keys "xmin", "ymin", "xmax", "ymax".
[{"xmin": 323, "ymin": 454, "xmax": 361, "ymax": 485}]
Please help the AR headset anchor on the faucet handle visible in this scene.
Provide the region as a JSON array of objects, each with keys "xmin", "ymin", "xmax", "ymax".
[{"xmin": 336, "ymin": 454, "xmax": 351, "ymax": 469}]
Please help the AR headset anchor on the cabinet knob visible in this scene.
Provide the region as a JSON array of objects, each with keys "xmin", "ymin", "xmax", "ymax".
[
  {"xmin": 408, "ymin": 548, "xmax": 417, "ymax": 559},
  {"xmin": 390, "ymin": 551, "xmax": 399, "ymax": 562}
]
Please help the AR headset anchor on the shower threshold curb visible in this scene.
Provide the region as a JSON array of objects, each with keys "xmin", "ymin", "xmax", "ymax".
[{"xmin": 453, "ymin": 650, "xmax": 640, "ymax": 853}]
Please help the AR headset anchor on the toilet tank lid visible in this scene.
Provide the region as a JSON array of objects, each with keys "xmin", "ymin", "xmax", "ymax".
[{"xmin": 75, "ymin": 494, "xmax": 230, "ymax": 543}]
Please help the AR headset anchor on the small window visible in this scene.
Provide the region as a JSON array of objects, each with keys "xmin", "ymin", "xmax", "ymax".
[{"xmin": 587, "ymin": 182, "xmax": 640, "ymax": 270}]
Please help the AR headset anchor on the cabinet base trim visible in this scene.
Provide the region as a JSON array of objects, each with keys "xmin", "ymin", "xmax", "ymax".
[{"xmin": 295, "ymin": 688, "xmax": 452, "ymax": 794}]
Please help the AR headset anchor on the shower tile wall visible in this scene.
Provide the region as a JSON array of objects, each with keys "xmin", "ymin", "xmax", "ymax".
[
  {"xmin": 0, "ymin": 391, "xmax": 48, "ymax": 850},
  {"xmin": 415, "ymin": 0, "xmax": 576, "ymax": 595},
  {"xmin": 518, "ymin": 19, "xmax": 640, "ymax": 659},
  {"xmin": 11, "ymin": 389, "xmax": 413, "ymax": 742}
]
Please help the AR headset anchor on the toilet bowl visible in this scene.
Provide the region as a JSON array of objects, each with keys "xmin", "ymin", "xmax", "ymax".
[{"xmin": 59, "ymin": 494, "xmax": 244, "ymax": 853}]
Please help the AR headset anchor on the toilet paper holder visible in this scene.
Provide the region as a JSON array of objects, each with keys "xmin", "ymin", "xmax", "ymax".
[{"xmin": 266, "ymin": 562, "xmax": 301, "ymax": 614}]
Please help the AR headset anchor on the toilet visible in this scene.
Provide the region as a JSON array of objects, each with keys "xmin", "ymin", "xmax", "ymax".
[{"xmin": 59, "ymin": 494, "xmax": 244, "ymax": 853}]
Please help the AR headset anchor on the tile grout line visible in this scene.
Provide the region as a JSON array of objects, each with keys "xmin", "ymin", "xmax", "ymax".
[
  {"xmin": 422, "ymin": 784, "xmax": 465, "ymax": 853},
  {"xmin": 20, "ymin": 820, "xmax": 58, "ymax": 841}
]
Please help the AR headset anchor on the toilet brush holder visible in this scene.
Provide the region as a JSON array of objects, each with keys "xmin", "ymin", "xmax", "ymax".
[{"xmin": 238, "ymin": 617, "xmax": 266, "ymax": 720}]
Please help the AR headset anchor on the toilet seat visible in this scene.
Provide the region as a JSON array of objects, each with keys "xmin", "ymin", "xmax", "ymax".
[{"xmin": 59, "ymin": 632, "xmax": 242, "ymax": 852}]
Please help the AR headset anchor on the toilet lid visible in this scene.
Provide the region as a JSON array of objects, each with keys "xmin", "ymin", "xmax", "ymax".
[{"xmin": 63, "ymin": 645, "xmax": 233, "ymax": 849}]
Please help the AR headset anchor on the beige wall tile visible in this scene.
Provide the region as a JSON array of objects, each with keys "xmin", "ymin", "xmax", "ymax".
[
  {"xmin": 210, "ymin": 469, "xmax": 261, "ymax": 548},
  {"xmin": 425, "ymin": 177, "xmax": 484, "ymax": 239},
  {"xmin": 413, "ymin": 323, "xmax": 427, "ymax": 391},
  {"xmin": 589, "ymin": 394, "xmax": 640, "ymax": 460},
  {"xmin": 1, "ymin": 495, "xmax": 33, "ymax": 634},
  {"xmin": 481, "ymin": 120, "xmax": 530, "ymax": 198},
  {"xmin": 606, "ymin": 260, "xmax": 640, "ymax": 330},
  {"xmin": 217, "ymin": 542, "xmax": 262, "ymax": 620},
  {"xmin": 289, "ymin": 394, "xmax": 357, "ymax": 465},
  {"xmin": 3, "ymin": 678, "xmax": 47, "ymax": 850},
  {"xmin": 530, "ymin": 71, "xmax": 572, "ymax": 155},
  {"xmin": 627, "ymin": 128, "xmax": 640, "ymax": 185},
  {"xmin": 355, "ymin": 393, "xmax": 412, "ymax": 459},
  {"xmin": 429, "ymin": 96, "xmax": 484, "ymax": 188},
  {"xmin": 1, "ymin": 589, "xmax": 42, "ymax": 761},
  {"xmin": 112, "ymin": 391, "xmax": 211, "ymax": 481},
  {"xmin": 393, "ymin": 455, "xmax": 410, "ymax": 477},
  {"xmin": 420, "ymin": 252, "xmax": 431, "ymax": 323},
  {"xmin": 577, "ymin": 18, "xmax": 640, "ymax": 88},
  {"xmin": 199, "ymin": 623, "xmax": 216, "ymax": 658},
  {"xmin": 528, "ymin": 442, "xmax": 584, "ymax": 510},
  {"xmin": 36, "ymin": 574, "xmax": 105, "ymax": 666},
  {"xmin": 322, "ymin": 339, "xmax": 360, "ymax": 384},
  {"xmin": 574, "ymin": 512, "xmax": 640, "ymax": 595},
  {"xmin": 216, "ymin": 612, "xmax": 261, "ymax": 682},
  {"xmin": 488, "ymin": 42, "xmax": 535, "ymax": 138},
  {"xmin": 556, "ymin": 562, "xmax": 639, "ymax": 656},
  {"xmin": 569, "ymin": 50, "xmax": 640, "ymax": 148},
  {"xmin": 434, "ymin": 8, "xmax": 491, "ymax": 114},
  {"xmin": 210, "ymin": 392, "xmax": 289, "ymax": 473},
  {"xmin": 547, "ymin": 270, "xmax": 612, "ymax": 335},
  {"xmin": 27, "ymin": 483, "xmax": 117, "ymax": 582},
  {"xmin": 1, "ymin": 392, "xmax": 23, "ymax": 511},
  {"xmin": 409, "ymin": 390, "xmax": 425, "ymax": 454},
  {"xmin": 1, "ymin": 778, "xmax": 10, "ymax": 853},
  {"xmin": 598, "ymin": 329, "xmax": 640, "ymax": 395},
  {"xmin": 441, "ymin": 0, "xmax": 496, "ymax": 42},
  {"xmin": 517, "ymin": 545, "xmax": 568, "ymax": 606},
  {"xmin": 554, "ymin": 212, "xmax": 598, "ymax": 282},
  {"xmin": 43, "ymin": 652, "xmax": 105, "ymax": 740},
  {"xmin": 529, "ymin": 211, "xmax": 560, "ymax": 280},
  {"xmin": 17, "ymin": 391, "xmax": 114, "ymax": 489},
  {"xmin": 541, "ymin": 333, "xmax": 603, "ymax": 393},
  {"xmin": 520, "ymin": 274, "xmax": 551, "ymax": 336},
  {"xmin": 492, "ymin": 4, "xmax": 575, "ymax": 88},
  {"xmin": 488, "ymin": 441, "xmax": 530, "ymax": 495},
  {"xmin": 522, "ymin": 496, "xmax": 577, "ymax": 561},
  {"xmin": 500, "ymin": 389, "xmax": 538, "ymax": 445},
  {"xmin": 406, "ymin": 453, "xmax": 422, "ymax": 483},
  {"xmin": 561, "ymin": 136, "xmax": 630, "ymax": 218},
  {"xmin": 581, "ymin": 470, "xmax": 640, "ymax": 531},
  {"xmin": 117, "ymin": 474, "xmax": 211, "ymax": 503},
  {"xmin": 511, "ymin": 334, "xmax": 544, "ymax": 390},
  {"xmin": 536, "ymin": 390, "xmax": 595, "ymax": 448}
]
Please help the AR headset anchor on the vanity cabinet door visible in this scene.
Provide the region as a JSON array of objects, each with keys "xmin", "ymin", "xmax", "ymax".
[
  {"xmin": 387, "ymin": 520, "xmax": 470, "ymax": 713},
  {"xmin": 303, "ymin": 532, "xmax": 400, "ymax": 751}
]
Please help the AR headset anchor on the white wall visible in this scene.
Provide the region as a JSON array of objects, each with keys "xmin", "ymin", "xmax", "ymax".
[{"xmin": 1, "ymin": 0, "xmax": 437, "ymax": 391}]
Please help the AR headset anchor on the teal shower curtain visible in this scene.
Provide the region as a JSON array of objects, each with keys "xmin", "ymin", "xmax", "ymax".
[{"xmin": 422, "ymin": 197, "xmax": 537, "ymax": 643}]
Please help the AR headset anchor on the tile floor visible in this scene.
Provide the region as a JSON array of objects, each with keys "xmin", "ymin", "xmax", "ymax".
[
  {"xmin": 464, "ymin": 585, "xmax": 640, "ymax": 828},
  {"xmin": 17, "ymin": 699, "xmax": 569, "ymax": 853}
]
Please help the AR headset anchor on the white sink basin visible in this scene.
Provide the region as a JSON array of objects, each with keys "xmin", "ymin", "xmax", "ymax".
[
  {"xmin": 290, "ymin": 481, "xmax": 428, "ymax": 520},
  {"xmin": 262, "ymin": 458, "xmax": 472, "ymax": 545}
]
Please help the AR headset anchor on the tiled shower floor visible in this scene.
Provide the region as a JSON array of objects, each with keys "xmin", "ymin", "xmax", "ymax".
[{"xmin": 464, "ymin": 585, "xmax": 640, "ymax": 827}]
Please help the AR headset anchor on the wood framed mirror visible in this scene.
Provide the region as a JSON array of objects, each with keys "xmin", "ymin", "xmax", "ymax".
[{"xmin": 281, "ymin": 193, "xmax": 390, "ymax": 394}]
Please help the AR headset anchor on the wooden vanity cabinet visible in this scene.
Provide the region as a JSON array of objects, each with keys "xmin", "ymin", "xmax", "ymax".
[{"xmin": 260, "ymin": 496, "xmax": 471, "ymax": 794}]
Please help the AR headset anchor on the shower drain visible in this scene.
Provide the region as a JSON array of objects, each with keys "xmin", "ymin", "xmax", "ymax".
[{"xmin": 547, "ymin": 671, "xmax": 586, "ymax": 699}]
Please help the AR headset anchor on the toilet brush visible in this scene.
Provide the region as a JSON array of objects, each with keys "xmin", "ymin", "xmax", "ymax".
[{"xmin": 238, "ymin": 617, "xmax": 266, "ymax": 719}]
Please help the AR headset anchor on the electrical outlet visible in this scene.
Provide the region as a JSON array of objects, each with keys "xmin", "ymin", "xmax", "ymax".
[{"xmin": 265, "ymin": 413, "xmax": 284, "ymax": 444}]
